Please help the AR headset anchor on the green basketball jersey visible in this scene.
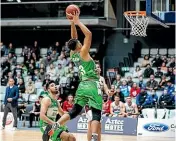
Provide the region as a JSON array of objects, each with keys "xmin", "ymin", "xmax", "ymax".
[
  {"xmin": 40, "ymin": 95, "xmax": 58, "ymax": 127},
  {"xmin": 71, "ymin": 52, "xmax": 99, "ymax": 81}
]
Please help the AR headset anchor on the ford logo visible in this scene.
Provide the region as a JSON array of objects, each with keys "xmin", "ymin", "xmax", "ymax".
[{"xmin": 143, "ymin": 123, "xmax": 169, "ymax": 132}]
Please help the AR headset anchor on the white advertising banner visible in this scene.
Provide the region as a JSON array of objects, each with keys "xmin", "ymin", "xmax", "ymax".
[
  {"xmin": 0, "ymin": 112, "xmax": 14, "ymax": 129},
  {"xmin": 137, "ymin": 118, "xmax": 175, "ymax": 138}
]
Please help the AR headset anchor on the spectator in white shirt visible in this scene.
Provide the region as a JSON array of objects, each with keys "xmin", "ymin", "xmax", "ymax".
[
  {"xmin": 133, "ymin": 65, "xmax": 143, "ymax": 78},
  {"xmin": 46, "ymin": 63, "xmax": 57, "ymax": 80}
]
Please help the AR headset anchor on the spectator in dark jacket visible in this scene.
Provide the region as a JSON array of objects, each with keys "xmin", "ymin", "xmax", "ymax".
[
  {"xmin": 139, "ymin": 76, "xmax": 146, "ymax": 88},
  {"xmin": 152, "ymin": 55, "xmax": 163, "ymax": 67},
  {"xmin": 127, "ymin": 76, "xmax": 134, "ymax": 87},
  {"xmin": 159, "ymin": 75, "xmax": 167, "ymax": 90},
  {"xmin": 136, "ymin": 88, "xmax": 150, "ymax": 108},
  {"xmin": 159, "ymin": 89, "xmax": 173, "ymax": 108},
  {"xmin": 146, "ymin": 75, "xmax": 158, "ymax": 90},
  {"xmin": 165, "ymin": 80, "xmax": 175, "ymax": 95},
  {"xmin": 148, "ymin": 89, "xmax": 158, "ymax": 107},
  {"xmin": 18, "ymin": 78, "xmax": 25, "ymax": 93},
  {"xmin": 155, "ymin": 67, "xmax": 163, "ymax": 78},
  {"xmin": 144, "ymin": 64, "xmax": 154, "ymax": 78},
  {"xmin": 13, "ymin": 64, "xmax": 23, "ymax": 77},
  {"xmin": 1, "ymin": 58, "xmax": 10, "ymax": 76}
]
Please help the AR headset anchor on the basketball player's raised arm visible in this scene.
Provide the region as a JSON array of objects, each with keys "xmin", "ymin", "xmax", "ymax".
[
  {"xmin": 78, "ymin": 21, "xmax": 92, "ymax": 56},
  {"xmin": 71, "ymin": 22, "xmax": 78, "ymax": 39},
  {"xmin": 40, "ymin": 98, "xmax": 55, "ymax": 125},
  {"xmin": 102, "ymin": 77, "xmax": 110, "ymax": 96}
]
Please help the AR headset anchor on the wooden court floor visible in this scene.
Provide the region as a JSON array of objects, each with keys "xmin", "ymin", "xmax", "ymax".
[{"xmin": 0, "ymin": 129, "xmax": 174, "ymax": 141}]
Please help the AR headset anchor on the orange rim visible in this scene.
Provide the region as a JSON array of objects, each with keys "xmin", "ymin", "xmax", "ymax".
[{"xmin": 124, "ymin": 11, "xmax": 146, "ymax": 16}]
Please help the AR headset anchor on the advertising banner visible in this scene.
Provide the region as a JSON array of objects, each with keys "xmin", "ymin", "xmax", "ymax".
[
  {"xmin": 0, "ymin": 112, "xmax": 14, "ymax": 129},
  {"xmin": 137, "ymin": 118, "xmax": 175, "ymax": 138},
  {"xmin": 66, "ymin": 116, "xmax": 137, "ymax": 135}
]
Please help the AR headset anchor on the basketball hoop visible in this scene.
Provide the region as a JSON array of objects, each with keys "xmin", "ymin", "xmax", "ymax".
[{"xmin": 124, "ymin": 11, "xmax": 149, "ymax": 37}]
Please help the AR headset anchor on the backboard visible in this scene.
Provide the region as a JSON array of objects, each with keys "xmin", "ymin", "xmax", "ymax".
[{"xmin": 146, "ymin": 0, "xmax": 176, "ymax": 26}]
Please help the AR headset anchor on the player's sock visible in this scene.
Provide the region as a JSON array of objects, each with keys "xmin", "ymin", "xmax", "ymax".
[{"xmin": 91, "ymin": 133, "xmax": 98, "ymax": 141}]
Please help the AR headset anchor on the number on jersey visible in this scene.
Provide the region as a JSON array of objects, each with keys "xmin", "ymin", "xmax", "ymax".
[{"xmin": 79, "ymin": 65, "xmax": 86, "ymax": 75}]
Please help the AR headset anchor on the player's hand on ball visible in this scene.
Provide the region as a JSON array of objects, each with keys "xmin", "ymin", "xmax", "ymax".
[{"xmin": 67, "ymin": 11, "xmax": 80, "ymax": 24}]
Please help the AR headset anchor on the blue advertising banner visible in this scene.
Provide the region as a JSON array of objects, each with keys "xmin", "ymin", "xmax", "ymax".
[{"xmin": 66, "ymin": 116, "xmax": 137, "ymax": 136}]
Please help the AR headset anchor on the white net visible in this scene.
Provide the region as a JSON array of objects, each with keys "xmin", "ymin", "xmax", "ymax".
[{"xmin": 124, "ymin": 12, "xmax": 149, "ymax": 37}]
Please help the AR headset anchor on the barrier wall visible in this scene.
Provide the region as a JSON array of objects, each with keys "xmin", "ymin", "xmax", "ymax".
[
  {"xmin": 137, "ymin": 118, "xmax": 175, "ymax": 138},
  {"xmin": 66, "ymin": 116, "xmax": 137, "ymax": 136}
]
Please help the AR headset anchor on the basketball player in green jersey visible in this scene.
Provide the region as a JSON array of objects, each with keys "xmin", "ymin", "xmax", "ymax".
[
  {"xmin": 54, "ymin": 12, "xmax": 102, "ymax": 141},
  {"xmin": 40, "ymin": 80, "xmax": 76, "ymax": 141}
]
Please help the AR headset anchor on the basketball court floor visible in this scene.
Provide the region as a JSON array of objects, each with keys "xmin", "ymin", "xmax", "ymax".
[{"xmin": 0, "ymin": 129, "xmax": 174, "ymax": 141}]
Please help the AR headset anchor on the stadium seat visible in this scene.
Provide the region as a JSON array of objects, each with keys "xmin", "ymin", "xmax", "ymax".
[
  {"xmin": 21, "ymin": 104, "xmax": 33, "ymax": 125},
  {"xmin": 0, "ymin": 86, "xmax": 6, "ymax": 95},
  {"xmin": 35, "ymin": 82, "xmax": 43, "ymax": 89},
  {"xmin": 137, "ymin": 58, "xmax": 143, "ymax": 63},
  {"xmin": 17, "ymin": 57, "xmax": 24, "ymax": 64},
  {"xmin": 89, "ymin": 48, "xmax": 97, "ymax": 53},
  {"xmin": 155, "ymin": 78, "xmax": 161, "ymax": 83},
  {"xmin": 125, "ymin": 72, "xmax": 133, "ymax": 77},
  {"xmin": 132, "ymin": 78, "xmax": 139, "ymax": 84},
  {"xmin": 15, "ymin": 48, "xmax": 22, "ymax": 56},
  {"xmin": 37, "ymin": 88, "xmax": 44, "ymax": 96},
  {"xmin": 156, "ymin": 90, "xmax": 163, "ymax": 99},
  {"xmin": 40, "ymin": 48, "xmax": 47, "ymax": 57},
  {"xmin": 133, "ymin": 62, "xmax": 141, "ymax": 67},
  {"xmin": 150, "ymin": 48, "xmax": 158, "ymax": 57},
  {"xmin": 159, "ymin": 48, "xmax": 167, "ymax": 56},
  {"xmin": 168, "ymin": 48, "xmax": 175, "ymax": 57},
  {"xmin": 141, "ymin": 48, "xmax": 149, "ymax": 57},
  {"xmin": 22, "ymin": 94, "xmax": 29, "ymax": 102},
  {"xmin": 142, "ymin": 108, "xmax": 155, "ymax": 118},
  {"xmin": 28, "ymin": 94, "xmax": 38, "ymax": 103}
]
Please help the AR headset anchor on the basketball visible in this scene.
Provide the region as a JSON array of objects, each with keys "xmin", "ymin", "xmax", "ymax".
[{"xmin": 66, "ymin": 4, "xmax": 80, "ymax": 20}]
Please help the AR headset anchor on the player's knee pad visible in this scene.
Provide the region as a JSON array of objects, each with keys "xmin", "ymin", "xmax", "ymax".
[
  {"xmin": 91, "ymin": 107, "xmax": 101, "ymax": 122},
  {"xmin": 68, "ymin": 104, "xmax": 83, "ymax": 119}
]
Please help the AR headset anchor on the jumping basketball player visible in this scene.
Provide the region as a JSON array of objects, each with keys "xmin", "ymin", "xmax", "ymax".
[
  {"xmin": 53, "ymin": 12, "xmax": 102, "ymax": 141},
  {"xmin": 40, "ymin": 80, "xmax": 75, "ymax": 141},
  {"xmin": 86, "ymin": 62, "xmax": 110, "ymax": 141}
]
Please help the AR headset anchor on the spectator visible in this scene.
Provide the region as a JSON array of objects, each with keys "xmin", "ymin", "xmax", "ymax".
[
  {"xmin": 130, "ymin": 83, "xmax": 140, "ymax": 98},
  {"xmin": 8, "ymin": 53, "xmax": 17, "ymax": 67},
  {"xmin": 28, "ymin": 64, "xmax": 35, "ymax": 76},
  {"xmin": 53, "ymin": 41, "xmax": 62, "ymax": 55},
  {"xmin": 13, "ymin": 64, "xmax": 23, "ymax": 77},
  {"xmin": 30, "ymin": 59, "xmax": 36, "ymax": 68},
  {"xmin": 22, "ymin": 46, "xmax": 28, "ymax": 59},
  {"xmin": 139, "ymin": 76, "xmax": 146, "ymax": 88},
  {"xmin": 144, "ymin": 64, "xmax": 154, "ymax": 78},
  {"xmin": 25, "ymin": 52, "xmax": 32, "ymax": 67},
  {"xmin": 159, "ymin": 89, "xmax": 173, "ymax": 108},
  {"xmin": 1, "ymin": 57, "xmax": 10, "ymax": 76},
  {"xmin": 127, "ymin": 76, "xmax": 134, "ymax": 87},
  {"xmin": 146, "ymin": 75, "xmax": 158, "ymax": 90},
  {"xmin": 55, "ymin": 52, "xmax": 67, "ymax": 68},
  {"xmin": 44, "ymin": 54, "xmax": 53, "ymax": 67},
  {"xmin": 148, "ymin": 89, "xmax": 158, "ymax": 107},
  {"xmin": 166, "ymin": 67, "xmax": 175, "ymax": 84},
  {"xmin": 38, "ymin": 68, "xmax": 45, "ymax": 82},
  {"xmin": 8, "ymin": 43, "xmax": 15, "ymax": 55},
  {"xmin": 47, "ymin": 46, "xmax": 53, "ymax": 55},
  {"xmin": 168, "ymin": 57, "xmax": 175, "ymax": 68},
  {"xmin": 31, "ymin": 41, "xmax": 40, "ymax": 60},
  {"xmin": 32, "ymin": 52, "xmax": 37, "ymax": 62},
  {"xmin": 136, "ymin": 87, "xmax": 150, "ymax": 109},
  {"xmin": 124, "ymin": 97, "xmax": 138, "ymax": 118},
  {"xmin": 39, "ymin": 63, "xmax": 46, "ymax": 71},
  {"xmin": 109, "ymin": 85, "xmax": 117, "ymax": 99},
  {"xmin": 18, "ymin": 78, "xmax": 25, "ymax": 93},
  {"xmin": 159, "ymin": 75, "xmax": 167, "ymax": 90},
  {"xmin": 47, "ymin": 64, "xmax": 57, "ymax": 80},
  {"xmin": 56, "ymin": 64, "xmax": 65, "ymax": 79},
  {"xmin": 160, "ymin": 62, "xmax": 168, "ymax": 73},
  {"xmin": 152, "ymin": 55, "xmax": 163, "ymax": 67},
  {"xmin": 39, "ymin": 84, "xmax": 48, "ymax": 97},
  {"xmin": 65, "ymin": 62, "xmax": 75, "ymax": 78},
  {"xmin": 1, "ymin": 78, "xmax": 19, "ymax": 130},
  {"xmin": 112, "ymin": 74, "xmax": 122, "ymax": 88},
  {"xmin": 102, "ymin": 94, "xmax": 112, "ymax": 116},
  {"xmin": 28, "ymin": 96, "xmax": 43, "ymax": 128},
  {"xmin": 111, "ymin": 87, "xmax": 125, "ymax": 103},
  {"xmin": 155, "ymin": 67, "xmax": 163, "ymax": 78},
  {"xmin": 21, "ymin": 64, "xmax": 28, "ymax": 77},
  {"xmin": 51, "ymin": 49, "xmax": 59, "ymax": 61},
  {"xmin": 141, "ymin": 55, "xmax": 150, "ymax": 67},
  {"xmin": 25, "ymin": 78, "xmax": 35, "ymax": 94},
  {"xmin": 33, "ymin": 69, "xmax": 40, "ymax": 82},
  {"xmin": 42, "ymin": 74, "xmax": 50, "ymax": 86},
  {"xmin": 165, "ymin": 80, "xmax": 175, "ymax": 95},
  {"xmin": 119, "ymin": 80, "xmax": 131, "ymax": 98},
  {"xmin": 0, "ymin": 42, "xmax": 7, "ymax": 56},
  {"xmin": 62, "ymin": 94, "xmax": 74, "ymax": 112},
  {"xmin": 132, "ymin": 65, "xmax": 143, "ymax": 78},
  {"xmin": 110, "ymin": 95, "xmax": 125, "ymax": 117},
  {"xmin": 14, "ymin": 72, "xmax": 23, "ymax": 85}
]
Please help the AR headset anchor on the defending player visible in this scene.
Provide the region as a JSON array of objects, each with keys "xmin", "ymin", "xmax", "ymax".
[
  {"xmin": 40, "ymin": 80, "xmax": 76, "ymax": 141},
  {"xmin": 86, "ymin": 62, "xmax": 110, "ymax": 141},
  {"xmin": 54, "ymin": 12, "xmax": 102, "ymax": 141}
]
